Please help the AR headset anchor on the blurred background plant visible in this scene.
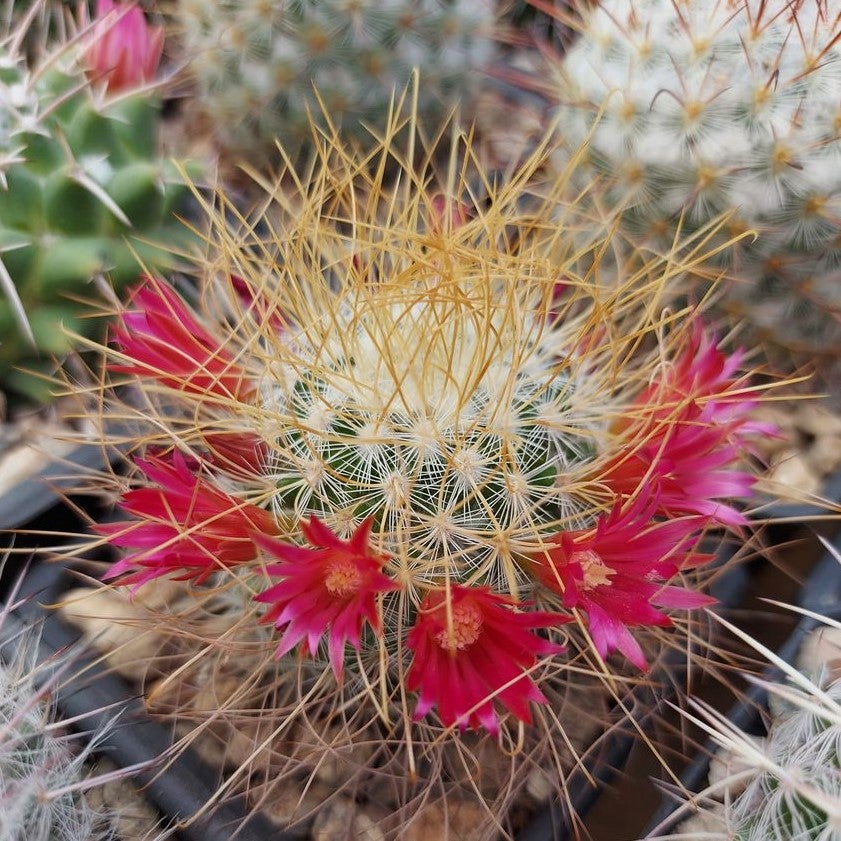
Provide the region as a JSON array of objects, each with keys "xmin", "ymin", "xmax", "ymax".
[
  {"xmin": 649, "ymin": 597, "xmax": 841, "ymax": 841},
  {"xmin": 527, "ymin": 0, "xmax": 841, "ymax": 399},
  {"xmin": 0, "ymin": 571, "xmax": 119, "ymax": 841},
  {"xmin": 172, "ymin": 0, "xmax": 497, "ymax": 165}
]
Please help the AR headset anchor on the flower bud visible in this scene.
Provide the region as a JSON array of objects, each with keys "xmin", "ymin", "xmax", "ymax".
[{"xmin": 85, "ymin": 0, "xmax": 164, "ymax": 93}]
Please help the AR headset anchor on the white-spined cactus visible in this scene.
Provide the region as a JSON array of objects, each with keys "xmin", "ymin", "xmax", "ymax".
[
  {"xmin": 176, "ymin": 0, "xmax": 497, "ymax": 157},
  {"xmin": 545, "ymin": 0, "xmax": 841, "ymax": 383},
  {"xmin": 730, "ymin": 677, "xmax": 841, "ymax": 840},
  {"xmin": 659, "ymin": 615, "xmax": 841, "ymax": 841},
  {"xmin": 0, "ymin": 599, "xmax": 115, "ymax": 841}
]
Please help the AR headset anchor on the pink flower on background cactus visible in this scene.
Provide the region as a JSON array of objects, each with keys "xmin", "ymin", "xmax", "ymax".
[
  {"xmin": 110, "ymin": 278, "xmax": 252, "ymax": 401},
  {"xmin": 100, "ymin": 450, "xmax": 277, "ymax": 590},
  {"xmin": 85, "ymin": 0, "xmax": 164, "ymax": 93},
  {"xmin": 533, "ymin": 497, "xmax": 714, "ymax": 669},
  {"xmin": 603, "ymin": 325, "xmax": 768, "ymax": 527},
  {"xmin": 406, "ymin": 585, "xmax": 565, "ymax": 735},
  {"xmin": 254, "ymin": 518, "xmax": 398, "ymax": 678}
]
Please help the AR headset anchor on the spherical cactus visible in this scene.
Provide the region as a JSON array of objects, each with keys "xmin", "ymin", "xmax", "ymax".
[
  {"xmin": 0, "ymin": 6, "xmax": 192, "ymax": 403},
  {"xmin": 82, "ymin": 118, "xmax": 777, "ymax": 837},
  {"xmin": 676, "ymin": 624, "xmax": 841, "ymax": 841},
  {"xmin": 546, "ymin": 0, "xmax": 841, "ymax": 387},
  {"xmin": 176, "ymin": 0, "xmax": 497, "ymax": 158}
]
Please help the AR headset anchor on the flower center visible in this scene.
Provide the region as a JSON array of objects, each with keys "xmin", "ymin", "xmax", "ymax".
[
  {"xmin": 324, "ymin": 558, "xmax": 364, "ymax": 597},
  {"xmin": 570, "ymin": 549, "xmax": 615, "ymax": 589},
  {"xmin": 434, "ymin": 601, "xmax": 483, "ymax": 653}
]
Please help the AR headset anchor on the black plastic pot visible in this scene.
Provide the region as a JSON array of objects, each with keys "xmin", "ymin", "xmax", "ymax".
[{"xmin": 0, "ymin": 437, "xmax": 121, "ymax": 529}]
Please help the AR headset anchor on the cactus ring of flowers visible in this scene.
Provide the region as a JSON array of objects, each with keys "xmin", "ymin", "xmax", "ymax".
[{"xmin": 98, "ymin": 130, "xmax": 767, "ymax": 737}]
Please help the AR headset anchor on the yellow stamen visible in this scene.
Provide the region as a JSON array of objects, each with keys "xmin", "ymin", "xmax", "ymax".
[
  {"xmin": 570, "ymin": 549, "xmax": 615, "ymax": 589},
  {"xmin": 325, "ymin": 559, "xmax": 363, "ymax": 597},
  {"xmin": 435, "ymin": 601, "xmax": 483, "ymax": 653}
]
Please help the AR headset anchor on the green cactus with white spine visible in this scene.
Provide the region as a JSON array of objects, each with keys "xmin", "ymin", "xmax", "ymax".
[
  {"xmin": 177, "ymin": 0, "xmax": 496, "ymax": 157},
  {"xmin": 729, "ymin": 675, "xmax": 841, "ymax": 841},
  {"xmin": 546, "ymin": 0, "xmax": 841, "ymax": 384},
  {"xmin": 270, "ymin": 297, "xmax": 597, "ymax": 580},
  {"xmin": 0, "ymin": 19, "xmax": 193, "ymax": 403}
]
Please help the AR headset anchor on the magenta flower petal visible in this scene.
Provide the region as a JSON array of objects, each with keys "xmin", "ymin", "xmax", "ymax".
[
  {"xmin": 604, "ymin": 322, "xmax": 766, "ymax": 525},
  {"xmin": 100, "ymin": 450, "xmax": 277, "ymax": 590},
  {"xmin": 406, "ymin": 585, "xmax": 566, "ymax": 735},
  {"xmin": 254, "ymin": 517, "xmax": 398, "ymax": 679},
  {"xmin": 111, "ymin": 278, "xmax": 252, "ymax": 401},
  {"xmin": 85, "ymin": 0, "xmax": 164, "ymax": 93},
  {"xmin": 534, "ymin": 496, "xmax": 712, "ymax": 669}
]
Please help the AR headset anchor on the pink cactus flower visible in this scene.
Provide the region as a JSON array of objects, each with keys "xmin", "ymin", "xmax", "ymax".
[
  {"xmin": 406, "ymin": 585, "xmax": 565, "ymax": 735},
  {"xmin": 254, "ymin": 517, "xmax": 398, "ymax": 679},
  {"xmin": 534, "ymin": 497, "xmax": 714, "ymax": 670},
  {"xmin": 603, "ymin": 323, "xmax": 770, "ymax": 527},
  {"xmin": 230, "ymin": 274, "xmax": 285, "ymax": 333},
  {"xmin": 85, "ymin": 0, "xmax": 164, "ymax": 93},
  {"xmin": 203, "ymin": 429, "xmax": 268, "ymax": 479},
  {"xmin": 111, "ymin": 278, "xmax": 252, "ymax": 402},
  {"xmin": 101, "ymin": 450, "xmax": 278, "ymax": 590}
]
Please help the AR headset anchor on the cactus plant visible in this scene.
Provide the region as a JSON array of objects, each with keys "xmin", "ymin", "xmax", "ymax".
[
  {"xmin": 730, "ymin": 677, "xmax": 841, "ymax": 840},
  {"xmin": 654, "ymin": 612, "xmax": 841, "ymax": 841},
  {"xmin": 541, "ymin": 0, "xmax": 841, "ymax": 389},
  {"xmin": 0, "ymin": 2, "xmax": 192, "ymax": 403},
  {"xmin": 176, "ymin": 0, "xmax": 497, "ymax": 158},
  {"xmin": 0, "ymin": 593, "xmax": 115, "ymax": 841},
  {"xmin": 72, "ymin": 113, "xmax": 783, "ymax": 838}
]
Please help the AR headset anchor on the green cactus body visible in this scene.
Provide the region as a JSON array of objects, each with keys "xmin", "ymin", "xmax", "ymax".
[
  {"xmin": 550, "ymin": 0, "xmax": 841, "ymax": 377},
  {"xmin": 0, "ymin": 40, "xmax": 192, "ymax": 402},
  {"xmin": 267, "ymin": 284, "xmax": 598, "ymax": 585},
  {"xmin": 178, "ymin": 0, "xmax": 496, "ymax": 156}
]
